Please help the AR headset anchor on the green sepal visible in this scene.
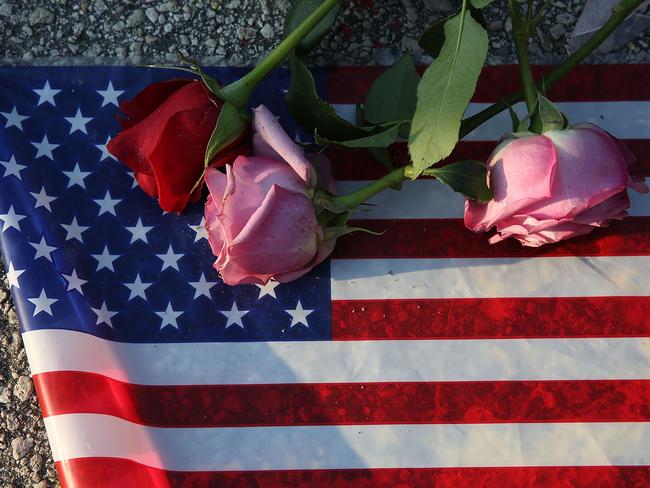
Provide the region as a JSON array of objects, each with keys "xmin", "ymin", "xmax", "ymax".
[{"xmin": 423, "ymin": 160, "xmax": 493, "ymax": 202}]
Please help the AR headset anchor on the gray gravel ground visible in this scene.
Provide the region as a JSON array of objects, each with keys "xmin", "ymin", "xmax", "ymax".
[{"xmin": 1, "ymin": 0, "xmax": 649, "ymax": 486}]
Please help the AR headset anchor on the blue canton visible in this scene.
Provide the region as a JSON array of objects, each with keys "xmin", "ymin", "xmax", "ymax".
[{"xmin": 0, "ymin": 66, "xmax": 331, "ymax": 343}]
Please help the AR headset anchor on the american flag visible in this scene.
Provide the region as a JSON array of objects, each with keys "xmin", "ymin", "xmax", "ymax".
[{"xmin": 1, "ymin": 63, "xmax": 649, "ymax": 487}]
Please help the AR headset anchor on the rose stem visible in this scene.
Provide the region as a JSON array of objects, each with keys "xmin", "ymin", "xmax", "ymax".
[
  {"xmin": 460, "ymin": 0, "xmax": 646, "ymax": 137},
  {"xmin": 221, "ymin": 0, "xmax": 340, "ymax": 109},
  {"xmin": 335, "ymin": 0, "xmax": 646, "ymax": 210}
]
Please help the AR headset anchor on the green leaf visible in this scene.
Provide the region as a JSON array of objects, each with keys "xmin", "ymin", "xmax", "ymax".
[
  {"xmin": 367, "ymin": 147, "xmax": 394, "ymax": 171},
  {"xmin": 537, "ymin": 93, "xmax": 565, "ymax": 132},
  {"xmin": 364, "ymin": 54, "xmax": 420, "ymax": 125},
  {"xmin": 283, "ymin": 0, "xmax": 341, "ymax": 55},
  {"xmin": 408, "ymin": 7, "xmax": 488, "ymax": 177},
  {"xmin": 470, "ymin": 0, "xmax": 495, "ymax": 8},
  {"xmin": 192, "ymin": 101, "xmax": 248, "ymax": 193},
  {"xmin": 286, "ymin": 55, "xmax": 368, "ymax": 140},
  {"xmin": 419, "ymin": 7, "xmax": 487, "ymax": 58},
  {"xmin": 315, "ymin": 123, "xmax": 400, "ymax": 149},
  {"xmin": 428, "ymin": 160, "xmax": 492, "ymax": 201}
]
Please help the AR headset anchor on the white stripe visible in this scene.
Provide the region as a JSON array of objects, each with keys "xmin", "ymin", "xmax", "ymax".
[
  {"xmin": 333, "ymin": 101, "xmax": 650, "ymax": 139},
  {"xmin": 332, "ymin": 256, "xmax": 650, "ymax": 299},
  {"xmin": 23, "ymin": 329, "xmax": 650, "ymax": 385},
  {"xmin": 338, "ymin": 179, "xmax": 650, "ymax": 219},
  {"xmin": 45, "ymin": 414, "xmax": 650, "ymax": 470}
]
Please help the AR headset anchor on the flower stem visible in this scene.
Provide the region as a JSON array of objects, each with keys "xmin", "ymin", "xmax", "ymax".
[
  {"xmin": 459, "ymin": 0, "xmax": 645, "ymax": 137},
  {"xmin": 508, "ymin": 0, "xmax": 538, "ymax": 118},
  {"xmin": 221, "ymin": 0, "xmax": 339, "ymax": 108},
  {"xmin": 336, "ymin": 167, "xmax": 406, "ymax": 209}
]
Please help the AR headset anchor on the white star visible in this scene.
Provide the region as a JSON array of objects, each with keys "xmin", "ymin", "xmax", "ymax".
[
  {"xmin": 124, "ymin": 274, "xmax": 153, "ymax": 300},
  {"xmin": 92, "ymin": 301, "xmax": 118, "ymax": 327},
  {"xmin": 62, "ymin": 269, "xmax": 87, "ymax": 293},
  {"xmin": 31, "ymin": 135, "xmax": 59, "ymax": 160},
  {"xmin": 61, "ymin": 217, "xmax": 89, "ymax": 242},
  {"xmin": 6, "ymin": 262, "xmax": 25, "ymax": 289},
  {"xmin": 285, "ymin": 300, "xmax": 314, "ymax": 328},
  {"xmin": 29, "ymin": 236, "xmax": 57, "ymax": 262},
  {"xmin": 34, "ymin": 81, "xmax": 61, "ymax": 106},
  {"xmin": 1, "ymin": 107, "xmax": 28, "ymax": 130},
  {"xmin": 220, "ymin": 301, "xmax": 248, "ymax": 329},
  {"xmin": 156, "ymin": 303, "xmax": 183, "ymax": 330},
  {"xmin": 65, "ymin": 108, "xmax": 92, "ymax": 135},
  {"xmin": 94, "ymin": 190, "xmax": 120, "ymax": 216},
  {"xmin": 92, "ymin": 246, "xmax": 119, "ymax": 272},
  {"xmin": 189, "ymin": 273, "xmax": 216, "ymax": 299},
  {"xmin": 63, "ymin": 163, "xmax": 91, "ymax": 189},
  {"xmin": 188, "ymin": 217, "xmax": 208, "ymax": 242},
  {"xmin": 156, "ymin": 245, "xmax": 183, "ymax": 271},
  {"xmin": 28, "ymin": 289, "xmax": 58, "ymax": 316},
  {"xmin": 256, "ymin": 281, "xmax": 280, "ymax": 300},
  {"xmin": 30, "ymin": 187, "xmax": 57, "ymax": 211},
  {"xmin": 97, "ymin": 81, "xmax": 124, "ymax": 107},
  {"xmin": 126, "ymin": 218, "xmax": 153, "ymax": 244},
  {"xmin": 0, "ymin": 206, "xmax": 26, "ymax": 232},
  {"xmin": 1, "ymin": 156, "xmax": 27, "ymax": 180},
  {"xmin": 95, "ymin": 136, "xmax": 116, "ymax": 162}
]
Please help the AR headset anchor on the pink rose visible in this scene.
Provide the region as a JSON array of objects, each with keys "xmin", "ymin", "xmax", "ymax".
[
  {"xmin": 204, "ymin": 105, "xmax": 336, "ymax": 285},
  {"xmin": 465, "ymin": 123, "xmax": 648, "ymax": 247}
]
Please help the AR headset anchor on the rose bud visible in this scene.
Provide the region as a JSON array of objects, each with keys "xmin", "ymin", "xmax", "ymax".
[
  {"xmin": 108, "ymin": 79, "xmax": 249, "ymax": 213},
  {"xmin": 465, "ymin": 123, "xmax": 649, "ymax": 247},
  {"xmin": 204, "ymin": 105, "xmax": 336, "ymax": 285}
]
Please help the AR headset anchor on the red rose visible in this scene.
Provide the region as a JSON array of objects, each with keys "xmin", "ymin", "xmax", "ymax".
[{"xmin": 108, "ymin": 79, "xmax": 249, "ymax": 212}]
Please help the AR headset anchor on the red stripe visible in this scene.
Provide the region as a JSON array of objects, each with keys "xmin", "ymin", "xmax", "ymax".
[
  {"xmin": 327, "ymin": 64, "xmax": 650, "ymax": 103},
  {"xmin": 329, "ymin": 140, "xmax": 650, "ymax": 180},
  {"xmin": 35, "ymin": 372, "xmax": 650, "ymax": 427},
  {"xmin": 332, "ymin": 297, "xmax": 650, "ymax": 340},
  {"xmin": 57, "ymin": 459, "xmax": 650, "ymax": 488},
  {"xmin": 333, "ymin": 217, "xmax": 650, "ymax": 259}
]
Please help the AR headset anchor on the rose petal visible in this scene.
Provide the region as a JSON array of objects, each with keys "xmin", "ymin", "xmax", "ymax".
[
  {"xmin": 117, "ymin": 79, "xmax": 192, "ymax": 130},
  {"xmin": 464, "ymin": 134, "xmax": 557, "ymax": 232},
  {"xmin": 252, "ymin": 105, "xmax": 313, "ymax": 185},
  {"xmin": 217, "ymin": 185, "xmax": 319, "ymax": 285},
  {"xmin": 530, "ymin": 126, "xmax": 628, "ymax": 219}
]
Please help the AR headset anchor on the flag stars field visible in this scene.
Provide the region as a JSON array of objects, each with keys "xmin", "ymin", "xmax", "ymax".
[
  {"xmin": 63, "ymin": 163, "xmax": 91, "ymax": 189},
  {"xmin": 33, "ymin": 81, "xmax": 61, "ymax": 106},
  {"xmin": 97, "ymin": 81, "xmax": 124, "ymax": 107},
  {"xmin": 31, "ymin": 135, "xmax": 59, "ymax": 160},
  {"xmin": 221, "ymin": 301, "xmax": 248, "ymax": 329},
  {"xmin": 124, "ymin": 274, "xmax": 153, "ymax": 301},
  {"xmin": 285, "ymin": 301, "xmax": 313, "ymax": 328},
  {"xmin": 28, "ymin": 289, "xmax": 58, "ymax": 317},
  {"xmin": 30, "ymin": 187, "xmax": 57, "ymax": 211},
  {"xmin": 61, "ymin": 217, "xmax": 89, "ymax": 242},
  {"xmin": 157, "ymin": 245, "xmax": 183, "ymax": 271},
  {"xmin": 256, "ymin": 281, "xmax": 279, "ymax": 300},
  {"xmin": 65, "ymin": 109, "xmax": 92, "ymax": 135},
  {"xmin": 189, "ymin": 273, "xmax": 216, "ymax": 299},
  {"xmin": 29, "ymin": 236, "xmax": 57, "ymax": 262},
  {"xmin": 1, "ymin": 156, "xmax": 26, "ymax": 179},
  {"xmin": 94, "ymin": 190, "xmax": 121, "ymax": 216},
  {"xmin": 1, "ymin": 106, "xmax": 28, "ymax": 130},
  {"xmin": 126, "ymin": 218, "xmax": 153, "ymax": 244},
  {"xmin": 62, "ymin": 269, "xmax": 87, "ymax": 294},
  {"xmin": 92, "ymin": 246, "xmax": 119, "ymax": 272},
  {"xmin": 92, "ymin": 302, "xmax": 118, "ymax": 328},
  {"xmin": 156, "ymin": 303, "xmax": 183, "ymax": 330},
  {"xmin": 5, "ymin": 262, "xmax": 25, "ymax": 289},
  {"xmin": 0, "ymin": 206, "xmax": 26, "ymax": 232},
  {"xmin": 95, "ymin": 137, "xmax": 115, "ymax": 162}
]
